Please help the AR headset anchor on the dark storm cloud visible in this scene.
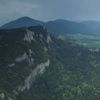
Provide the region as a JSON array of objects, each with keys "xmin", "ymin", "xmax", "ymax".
[{"xmin": 0, "ymin": 0, "xmax": 100, "ymax": 25}]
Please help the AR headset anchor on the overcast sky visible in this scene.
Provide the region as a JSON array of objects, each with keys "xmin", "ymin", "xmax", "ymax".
[{"xmin": 0, "ymin": 0, "xmax": 100, "ymax": 25}]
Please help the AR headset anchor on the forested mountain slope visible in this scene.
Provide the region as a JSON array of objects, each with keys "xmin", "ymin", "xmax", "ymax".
[{"xmin": 0, "ymin": 26, "xmax": 100, "ymax": 100}]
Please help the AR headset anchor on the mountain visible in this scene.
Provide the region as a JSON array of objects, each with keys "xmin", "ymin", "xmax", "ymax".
[
  {"xmin": 1, "ymin": 17, "xmax": 44, "ymax": 29},
  {"xmin": 0, "ymin": 26, "xmax": 51, "ymax": 100},
  {"xmin": 45, "ymin": 19, "xmax": 93, "ymax": 34},
  {"xmin": 0, "ymin": 26, "xmax": 100, "ymax": 100},
  {"xmin": 0, "ymin": 17, "xmax": 95, "ymax": 35},
  {"xmin": 81, "ymin": 20, "xmax": 100, "ymax": 29}
]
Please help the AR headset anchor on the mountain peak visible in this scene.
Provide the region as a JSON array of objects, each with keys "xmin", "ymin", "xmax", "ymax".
[
  {"xmin": 16, "ymin": 16, "xmax": 37, "ymax": 21},
  {"xmin": 1, "ymin": 17, "xmax": 44, "ymax": 29}
]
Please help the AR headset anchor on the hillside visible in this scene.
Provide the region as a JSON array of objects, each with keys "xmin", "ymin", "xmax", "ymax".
[
  {"xmin": 81, "ymin": 21, "xmax": 100, "ymax": 29},
  {"xmin": 1, "ymin": 17, "xmax": 97, "ymax": 35},
  {"xmin": 1, "ymin": 17, "xmax": 44, "ymax": 29},
  {"xmin": 0, "ymin": 26, "xmax": 100, "ymax": 100},
  {"xmin": 45, "ymin": 19, "xmax": 93, "ymax": 34}
]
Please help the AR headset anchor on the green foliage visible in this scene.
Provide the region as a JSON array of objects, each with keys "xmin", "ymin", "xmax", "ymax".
[
  {"xmin": 65, "ymin": 33, "xmax": 100, "ymax": 48},
  {"xmin": 0, "ymin": 27, "xmax": 100, "ymax": 100}
]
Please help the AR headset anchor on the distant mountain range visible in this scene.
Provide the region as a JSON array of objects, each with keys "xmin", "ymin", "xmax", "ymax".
[
  {"xmin": 81, "ymin": 20, "xmax": 100, "ymax": 29},
  {"xmin": 1, "ymin": 17, "xmax": 100, "ymax": 35},
  {"xmin": 45, "ymin": 19, "xmax": 92, "ymax": 34},
  {"xmin": 1, "ymin": 17, "xmax": 44, "ymax": 29}
]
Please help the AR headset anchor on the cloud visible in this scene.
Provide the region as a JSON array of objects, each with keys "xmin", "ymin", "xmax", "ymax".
[
  {"xmin": 0, "ymin": 0, "xmax": 40, "ymax": 15},
  {"xmin": 0, "ymin": 0, "xmax": 41, "ymax": 25},
  {"xmin": 1, "ymin": 0, "xmax": 100, "ymax": 25}
]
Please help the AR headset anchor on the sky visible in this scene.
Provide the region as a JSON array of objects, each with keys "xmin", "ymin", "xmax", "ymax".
[{"xmin": 0, "ymin": 0, "xmax": 100, "ymax": 25}]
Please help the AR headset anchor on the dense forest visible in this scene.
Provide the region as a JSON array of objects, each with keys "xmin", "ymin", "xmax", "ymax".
[{"xmin": 0, "ymin": 26, "xmax": 100, "ymax": 100}]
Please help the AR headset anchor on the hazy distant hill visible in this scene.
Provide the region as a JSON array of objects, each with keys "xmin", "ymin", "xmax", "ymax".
[
  {"xmin": 1, "ymin": 17, "xmax": 44, "ymax": 29},
  {"xmin": 45, "ymin": 19, "xmax": 93, "ymax": 34},
  {"xmin": 1, "ymin": 17, "xmax": 97, "ymax": 35},
  {"xmin": 81, "ymin": 20, "xmax": 100, "ymax": 29}
]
